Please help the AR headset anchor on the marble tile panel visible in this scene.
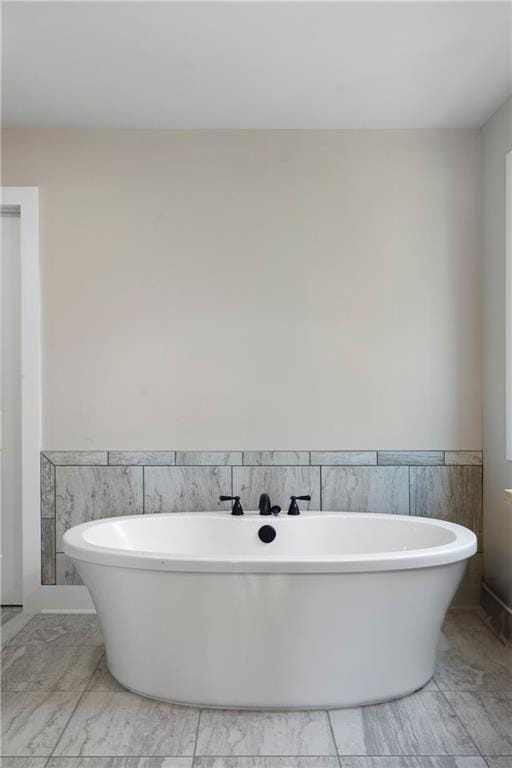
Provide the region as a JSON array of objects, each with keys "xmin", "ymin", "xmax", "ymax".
[
  {"xmin": 176, "ymin": 452, "xmax": 242, "ymax": 466},
  {"xmin": 55, "ymin": 466, "xmax": 143, "ymax": 550},
  {"xmin": 329, "ymin": 692, "xmax": 477, "ymax": 755},
  {"xmin": 321, "ymin": 467, "xmax": 409, "ymax": 514},
  {"xmin": 409, "ymin": 467, "xmax": 483, "ymax": 534},
  {"xmin": 1, "ymin": 642, "xmax": 103, "ymax": 691},
  {"xmin": 41, "ymin": 519, "xmax": 56, "ymax": 585},
  {"xmin": 196, "ymin": 710, "xmax": 335, "ymax": 756},
  {"xmin": 243, "ymin": 452, "xmax": 309, "ymax": 466},
  {"xmin": 41, "ymin": 454, "xmax": 55, "ymax": 518},
  {"xmin": 8, "ymin": 614, "xmax": 103, "ymax": 646},
  {"xmin": 444, "ymin": 692, "xmax": 512, "ymax": 756},
  {"xmin": 53, "ymin": 692, "xmax": 199, "ymax": 756},
  {"xmin": 144, "ymin": 466, "xmax": 231, "ymax": 513},
  {"xmin": 43, "ymin": 451, "xmax": 108, "ymax": 465},
  {"xmin": 310, "ymin": 452, "xmax": 376, "ymax": 466},
  {"xmin": 56, "ymin": 554, "xmax": 83, "ymax": 586},
  {"xmin": 232, "ymin": 467, "xmax": 320, "ymax": 511},
  {"xmin": 377, "ymin": 452, "xmax": 443, "ymax": 466},
  {"xmin": 108, "ymin": 452, "xmax": 176, "ymax": 466},
  {"xmin": 445, "ymin": 452, "xmax": 483, "ymax": 466},
  {"xmin": 1, "ymin": 691, "xmax": 80, "ymax": 756}
]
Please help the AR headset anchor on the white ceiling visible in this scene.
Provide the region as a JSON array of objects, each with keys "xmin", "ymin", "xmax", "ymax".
[{"xmin": 2, "ymin": 1, "xmax": 511, "ymax": 129}]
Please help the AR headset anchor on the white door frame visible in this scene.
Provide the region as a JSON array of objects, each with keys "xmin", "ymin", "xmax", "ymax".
[
  {"xmin": 1, "ymin": 187, "xmax": 93, "ymax": 612},
  {"xmin": 1, "ymin": 187, "xmax": 41, "ymax": 611}
]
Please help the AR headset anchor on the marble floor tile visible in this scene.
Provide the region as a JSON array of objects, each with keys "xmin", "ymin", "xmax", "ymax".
[
  {"xmin": 53, "ymin": 692, "xmax": 199, "ymax": 757},
  {"xmin": 1, "ymin": 691, "xmax": 80, "ymax": 757},
  {"xmin": 340, "ymin": 760, "xmax": 487, "ymax": 768},
  {"xmin": 45, "ymin": 759, "xmax": 193, "ymax": 767},
  {"xmin": 434, "ymin": 612, "xmax": 512, "ymax": 690},
  {"xmin": 444, "ymin": 692, "xmax": 512, "ymax": 756},
  {"xmin": 193, "ymin": 759, "xmax": 340, "ymax": 768},
  {"xmin": 193, "ymin": 760, "xmax": 340, "ymax": 768},
  {"xmin": 86, "ymin": 654, "xmax": 125, "ymax": 692},
  {"xmin": 1, "ymin": 607, "xmax": 22, "ymax": 626},
  {"xmin": 7, "ymin": 615, "xmax": 103, "ymax": 646},
  {"xmin": 484, "ymin": 761, "xmax": 512, "ymax": 768},
  {"xmin": 420, "ymin": 679, "xmax": 439, "ymax": 692},
  {"xmin": 1, "ymin": 612, "xmax": 36, "ymax": 646},
  {"xmin": 329, "ymin": 692, "xmax": 477, "ymax": 755},
  {"xmin": 2, "ymin": 642, "xmax": 102, "ymax": 691},
  {"xmin": 196, "ymin": 710, "xmax": 336, "ymax": 757}
]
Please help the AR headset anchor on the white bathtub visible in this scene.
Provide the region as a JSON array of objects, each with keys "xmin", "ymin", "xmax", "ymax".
[{"xmin": 63, "ymin": 511, "xmax": 476, "ymax": 709}]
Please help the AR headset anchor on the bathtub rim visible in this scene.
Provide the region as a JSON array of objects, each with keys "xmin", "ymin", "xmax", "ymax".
[{"xmin": 63, "ymin": 511, "xmax": 477, "ymax": 574}]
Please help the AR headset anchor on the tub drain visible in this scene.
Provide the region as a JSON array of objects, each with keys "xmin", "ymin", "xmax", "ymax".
[{"xmin": 258, "ymin": 525, "xmax": 276, "ymax": 543}]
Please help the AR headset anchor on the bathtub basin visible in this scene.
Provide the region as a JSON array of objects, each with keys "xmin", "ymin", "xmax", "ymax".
[{"xmin": 63, "ymin": 511, "xmax": 476, "ymax": 708}]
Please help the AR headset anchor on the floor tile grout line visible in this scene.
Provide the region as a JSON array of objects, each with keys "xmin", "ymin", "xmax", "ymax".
[
  {"xmin": 326, "ymin": 707, "xmax": 343, "ymax": 768},
  {"xmin": 3, "ymin": 754, "xmax": 508, "ymax": 760},
  {"xmin": 47, "ymin": 650, "xmax": 105, "ymax": 758},
  {"xmin": 437, "ymin": 687, "xmax": 484, "ymax": 759},
  {"xmin": 191, "ymin": 708, "xmax": 202, "ymax": 761}
]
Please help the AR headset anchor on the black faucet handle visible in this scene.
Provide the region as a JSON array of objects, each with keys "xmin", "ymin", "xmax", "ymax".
[
  {"xmin": 219, "ymin": 495, "xmax": 244, "ymax": 515},
  {"xmin": 288, "ymin": 494, "xmax": 312, "ymax": 515}
]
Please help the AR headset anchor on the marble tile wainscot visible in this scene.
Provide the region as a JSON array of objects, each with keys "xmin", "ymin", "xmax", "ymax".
[{"xmin": 40, "ymin": 450, "xmax": 483, "ymax": 591}]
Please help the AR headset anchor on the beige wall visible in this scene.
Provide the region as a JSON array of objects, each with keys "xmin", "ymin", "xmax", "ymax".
[
  {"xmin": 2, "ymin": 128, "xmax": 481, "ymax": 450},
  {"xmin": 481, "ymin": 97, "xmax": 512, "ymax": 608}
]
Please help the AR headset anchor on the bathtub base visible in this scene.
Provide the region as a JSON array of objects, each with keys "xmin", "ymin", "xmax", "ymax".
[
  {"xmin": 79, "ymin": 560, "xmax": 465, "ymax": 709},
  {"xmin": 111, "ymin": 671, "xmax": 437, "ymax": 710}
]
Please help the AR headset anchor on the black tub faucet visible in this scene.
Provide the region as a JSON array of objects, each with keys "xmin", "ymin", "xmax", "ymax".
[
  {"xmin": 220, "ymin": 495, "xmax": 243, "ymax": 515},
  {"xmin": 259, "ymin": 493, "xmax": 281, "ymax": 516},
  {"xmin": 258, "ymin": 493, "xmax": 272, "ymax": 515},
  {"xmin": 288, "ymin": 495, "xmax": 311, "ymax": 515}
]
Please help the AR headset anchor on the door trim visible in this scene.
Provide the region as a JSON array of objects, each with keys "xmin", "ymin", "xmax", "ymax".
[{"xmin": 1, "ymin": 187, "xmax": 41, "ymax": 611}]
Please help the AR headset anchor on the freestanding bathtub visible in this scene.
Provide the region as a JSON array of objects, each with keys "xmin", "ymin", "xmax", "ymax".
[{"xmin": 63, "ymin": 511, "xmax": 476, "ymax": 708}]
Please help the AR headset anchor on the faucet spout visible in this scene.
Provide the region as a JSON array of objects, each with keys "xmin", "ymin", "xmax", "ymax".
[{"xmin": 258, "ymin": 493, "xmax": 272, "ymax": 515}]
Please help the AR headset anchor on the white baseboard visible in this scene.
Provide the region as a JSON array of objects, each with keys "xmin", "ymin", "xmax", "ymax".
[{"xmin": 24, "ymin": 585, "xmax": 95, "ymax": 612}]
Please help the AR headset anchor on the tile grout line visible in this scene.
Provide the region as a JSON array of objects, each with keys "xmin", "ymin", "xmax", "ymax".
[
  {"xmin": 4, "ymin": 754, "xmax": 506, "ymax": 760},
  {"xmin": 437, "ymin": 687, "xmax": 484, "ymax": 759},
  {"xmin": 191, "ymin": 708, "xmax": 202, "ymax": 763},
  {"xmin": 47, "ymin": 651, "xmax": 104, "ymax": 759},
  {"xmin": 52, "ymin": 460, "xmax": 57, "ymax": 584},
  {"xmin": 408, "ymin": 465, "xmax": 411, "ymax": 515},
  {"xmin": 326, "ymin": 707, "xmax": 343, "ymax": 768}
]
